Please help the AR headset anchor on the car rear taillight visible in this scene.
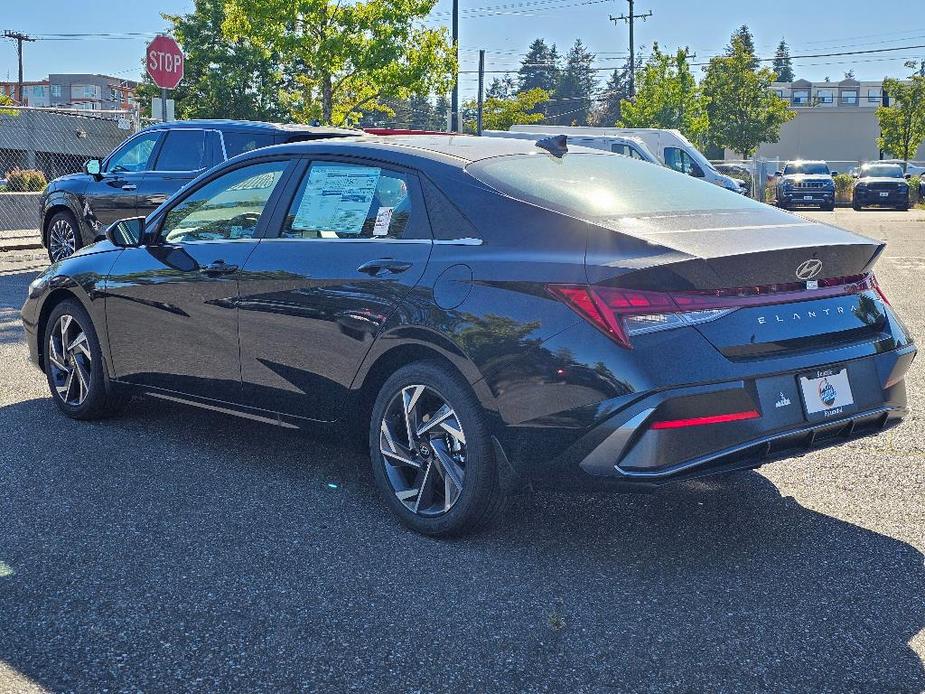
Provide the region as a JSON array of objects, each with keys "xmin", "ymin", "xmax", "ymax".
[{"xmin": 548, "ymin": 273, "xmax": 884, "ymax": 349}]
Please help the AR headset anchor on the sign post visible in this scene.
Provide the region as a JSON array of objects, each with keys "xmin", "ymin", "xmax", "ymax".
[{"xmin": 146, "ymin": 35, "xmax": 184, "ymax": 122}]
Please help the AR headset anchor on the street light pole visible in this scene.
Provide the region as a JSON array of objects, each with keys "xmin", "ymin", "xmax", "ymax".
[{"xmin": 450, "ymin": 0, "xmax": 459, "ymax": 132}]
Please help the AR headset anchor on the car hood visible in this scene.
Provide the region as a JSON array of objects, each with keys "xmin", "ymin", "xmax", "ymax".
[
  {"xmin": 857, "ymin": 177, "xmax": 907, "ymax": 185},
  {"xmin": 69, "ymin": 239, "xmax": 121, "ymax": 259},
  {"xmin": 48, "ymin": 172, "xmax": 90, "ymax": 194}
]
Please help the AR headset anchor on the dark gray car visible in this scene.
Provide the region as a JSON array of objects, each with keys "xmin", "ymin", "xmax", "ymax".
[{"xmin": 775, "ymin": 160, "xmax": 836, "ymax": 211}]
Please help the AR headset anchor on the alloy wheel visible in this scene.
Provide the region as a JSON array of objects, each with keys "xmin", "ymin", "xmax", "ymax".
[
  {"xmin": 379, "ymin": 384, "xmax": 467, "ymax": 516},
  {"xmin": 49, "ymin": 218, "xmax": 77, "ymax": 262},
  {"xmin": 47, "ymin": 314, "xmax": 93, "ymax": 407}
]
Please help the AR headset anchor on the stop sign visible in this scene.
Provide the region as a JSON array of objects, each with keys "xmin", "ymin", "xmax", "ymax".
[{"xmin": 146, "ymin": 35, "xmax": 184, "ymax": 90}]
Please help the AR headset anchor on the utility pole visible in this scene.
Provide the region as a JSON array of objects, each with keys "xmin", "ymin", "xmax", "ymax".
[
  {"xmin": 450, "ymin": 0, "xmax": 459, "ymax": 132},
  {"xmin": 476, "ymin": 49, "xmax": 485, "ymax": 135},
  {"xmin": 2, "ymin": 30, "xmax": 36, "ymax": 105},
  {"xmin": 609, "ymin": 0, "xmax": 651, "ymax": 98}
]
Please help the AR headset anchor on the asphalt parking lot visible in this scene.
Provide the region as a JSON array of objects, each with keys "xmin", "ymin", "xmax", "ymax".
[{"xmin": 0, "ymin": 209, "xmax": 923, "ymax": 693}]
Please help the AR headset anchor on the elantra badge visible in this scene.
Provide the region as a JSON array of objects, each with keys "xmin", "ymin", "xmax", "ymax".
[{"xmin": 795, "ymin": 259, "xmax": 823, "ymax": 281}]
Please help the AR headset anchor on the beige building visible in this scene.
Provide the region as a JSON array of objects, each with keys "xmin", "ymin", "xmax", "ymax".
[{"xmin": 726, "ymin": 78, "xmax": 925, "ymax": 164}]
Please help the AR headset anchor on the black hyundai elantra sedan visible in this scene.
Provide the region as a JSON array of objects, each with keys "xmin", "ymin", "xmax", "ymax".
[{"xmin": 21, "ymin": 135, "xmax": 916, "ymax": 536}]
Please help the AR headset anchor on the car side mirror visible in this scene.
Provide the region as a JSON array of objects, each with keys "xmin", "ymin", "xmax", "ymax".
[
  {"xmin": 852, "ymin": 173, "xmax": 860, "ymax": 178},
  {"xmin": 102, "ymin": 217, "xmax": 145, "ymax": 247},
  {"xmin": 830, "ymin": 171, "xmax": 838, "ymax": 177},
  {"xmin": 84, "ymin": 159, "xmax": 102, "ymax": 177},
  {"xmin": 904, "ymin": 173, "xmax": 912, "ymax": 179},
  {"xmin": 774, "ymin": 171, "xmax": 783, "ymax": 177}
]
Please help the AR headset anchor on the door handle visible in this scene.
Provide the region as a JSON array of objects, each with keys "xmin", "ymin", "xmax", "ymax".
[
  {"xmin": 199, "ymin": 260, "xmax": 239, "ymax": 275},
  {"xmin": 121, "ymin": 184, "xmax": 137, "ymax": 191},
  {"xmin": 357, "ymin": 258, "xmax": 413, "ymax": 276}
]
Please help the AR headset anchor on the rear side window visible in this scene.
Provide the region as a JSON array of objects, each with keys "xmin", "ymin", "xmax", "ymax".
[
  {"xmin": 468, "ymin": 152, "xmax": 765, "ymax": 218},
  {"xmin": 280, "ymin": 162, "xmax": 415, "ymax": 240},
  {"xmin": 154, "ymin": 129, "xmax": 207, "ymax": 172},
  {"xmin": 223, "ymin": 131, "xmax": 276, "ymax": 159}
]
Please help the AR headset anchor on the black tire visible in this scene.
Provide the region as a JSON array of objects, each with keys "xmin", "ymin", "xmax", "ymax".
[
  {"xmin": 852, "ymin": 202, "xmax": 863, "ymax": 211},
  {"xmin": 821, "ymin": 203, "xmax": 835, "ymax": 211},
  {"xmin": 777, "ymin": 201, "xmax": 789, "ymax": 210},
  {"xmin": 43, "ymin": 298, "xmax": 124, "ymax": 420},
  {"xmin": 369, "ymin": 360, "xmax": 506, "ymax": 537},
  {"xmin": 46, "ymin": 210, "xmax": 82, "ymax": 263}
]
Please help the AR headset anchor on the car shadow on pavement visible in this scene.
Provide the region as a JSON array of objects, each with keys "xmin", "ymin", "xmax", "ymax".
[{"xmin": 0, "ymin": 395, "xmax": 922, "ymax": 692}]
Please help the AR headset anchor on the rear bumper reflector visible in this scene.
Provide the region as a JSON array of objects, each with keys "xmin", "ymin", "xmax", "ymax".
[{"xmin": 650, "ymin": 409, "xmax": 761, "ymax": 430}]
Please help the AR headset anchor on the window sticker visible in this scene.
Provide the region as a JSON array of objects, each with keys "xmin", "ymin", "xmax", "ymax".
[
  {"xmin": 292, "ymin": 165, "xmax": 381, "ymax": 235},
  {"xmin": 373, "ymin": 207, "xmax": 393, "ymax": 236}
]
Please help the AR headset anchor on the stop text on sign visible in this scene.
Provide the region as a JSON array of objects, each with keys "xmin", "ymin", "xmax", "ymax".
[{"xmin": 148, "ymin": 50, "xmax": 182, "ymax": 74}]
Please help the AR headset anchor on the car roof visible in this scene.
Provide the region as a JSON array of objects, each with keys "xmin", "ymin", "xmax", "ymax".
[
  {"xmin": 240, "ymin": 134, "xmax": 599, "ymax": 167},
  {"xmin": 143, "ymin": 119, "xmax": 357, "ymax": 137}
]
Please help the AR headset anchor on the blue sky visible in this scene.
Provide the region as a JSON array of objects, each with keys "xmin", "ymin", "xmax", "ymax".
[{"xmin": 3, "ymin": 0, "xmax": 925, "ymax": 99}]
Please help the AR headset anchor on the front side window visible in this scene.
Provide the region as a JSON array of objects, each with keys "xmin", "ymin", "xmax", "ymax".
[
  {"xmin": 154, "ymin": 129, "xmax": 207, "ymax": 172},
  {"xmin": 160, "ymin": 161, "xmax": 288, "ymax": 244},
  {"xmin": 664, "ymin": 147, "xmax": 699, "ymax": 176},
  {"xmin": 280, "ymin": 163, "xmax": 414, "ymax": 240},
  {"xmin": 611, "ymin": 144, "xmax": 645, "ymax": 160},
  {"xmin": 106, "ymin": 131, "xmax": 161, "ymax": 173}
]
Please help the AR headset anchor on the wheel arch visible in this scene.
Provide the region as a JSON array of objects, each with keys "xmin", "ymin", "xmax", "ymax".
[{"xmin": 42, "ymin": 193, "xmax": 89, "ymax": 247}]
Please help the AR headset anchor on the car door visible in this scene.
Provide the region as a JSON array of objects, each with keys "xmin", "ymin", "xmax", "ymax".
[
  {"xmin": 105, "ymin": 157, "xmax": 295, "ymax": 402},
  {"xmin": 85, "ymin": 130, "xmax": 162, "ymax": 227},
  {"xmin": 236, "ymin": 157, "xmax": 432, "ymax": 421},
  {"xmin": 134, "ymin": 128, "xmax": 218, "ymax": 216}
]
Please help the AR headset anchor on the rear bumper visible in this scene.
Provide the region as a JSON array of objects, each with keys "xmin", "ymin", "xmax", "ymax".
[{"xmin": 511, "ymin": 343, "xmax": 915, "ymax": 491}]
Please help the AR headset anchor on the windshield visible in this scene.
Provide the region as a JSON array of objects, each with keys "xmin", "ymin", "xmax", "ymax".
[
  {"xmin": 467, "ymin": 152, "xmax": 765, "ymax": 218},
  {"xmin": 860, "ymin": 164, "xmax": 904, "ymax": 178},
  {"xmin": 783, "ymin": 162, "xmax": 831, "ymax": 176}
]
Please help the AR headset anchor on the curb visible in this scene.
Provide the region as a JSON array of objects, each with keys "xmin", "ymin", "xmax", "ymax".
[{"xmin": 0, "ymin": 240, "xmax": 43, "ymax": 252}]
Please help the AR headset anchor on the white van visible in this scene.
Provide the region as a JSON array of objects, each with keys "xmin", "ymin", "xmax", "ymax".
[
  {"xmin": 506, "ymin": 125, "xmax": 746, "ymax": 194},
  {"xmin": 482, "ymin": 129, "xmax": 662, "ymax": 166}
]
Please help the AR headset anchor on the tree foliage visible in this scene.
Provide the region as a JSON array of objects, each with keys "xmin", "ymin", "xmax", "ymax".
[
  {"xmin": 593, "ymin": 67, "xmax": 629, "ymax": 126},
  {"xmin": 518, "ymin": 38, "xmax": 560, "ymax": 94},
  {"xmin": 222, "ymin": 0, "xmax": 456, "ymax": 125},
  {"xmin": 701, "ymin": 31, "xmax": 795, "ymax": 156},
  {"xmin": 463, "ymin": 88, "xmax": 550, "ymax": 132},
  {"xmin": 727, "ymin": 25, "xmax": 758, "ymax": 70},
  {"xmin": 136, "ymin": 0, "xmax": 287, "ymax": 121},
  {"xmin": 549, "ymin": 39, "xmax": 597, "ymax": 125},
  {"xmin": 486, "ymin": 75, "xmax": 517, "ymax": 100},
  {"xmin": 877, "ymin": 73, "xmax": 925, "ymax": 161},
  {"xmin": 772, "ymin": 39, "xmax": 795, "ymax": 82},
  {"xmin": 618, "ymin": 44, "xmax": 706, "ymax": 143}
]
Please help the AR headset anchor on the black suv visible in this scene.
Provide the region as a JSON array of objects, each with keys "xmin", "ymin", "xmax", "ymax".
[
  {"xmin": 775, "ymin": 160, "xmax": 837, "ymax": 211},
  {"xmin": 852, "ymin": 162, "xmax": 911, "ymax": 211},
  {"xmin": 40, "ymin": 120, "xmax": 354, "ymax": 262}
]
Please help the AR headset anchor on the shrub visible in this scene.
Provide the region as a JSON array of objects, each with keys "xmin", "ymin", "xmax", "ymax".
[
  {"xmin": 833, "ymin": 173, "xmax": 854, "ymax": 204},
  {"xmin": 909, "ymin": 175, "xmax": 921, "ymax": 205},
  {"xmin": 4, "ymin": 168, "xmax": 48, "ymax": 192}
]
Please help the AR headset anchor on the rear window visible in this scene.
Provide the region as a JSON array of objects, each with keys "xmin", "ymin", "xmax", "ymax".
[
  {"xmin": 223, "ymin": 131, "xmax": 276, "ymax": 158},
  {"xmin": 467, "ymin": 152, "xmax": 764, "ymax": 218},
  {"xmin": 783, "ymin": 162, "xmax": 830, "ymax": 175}
]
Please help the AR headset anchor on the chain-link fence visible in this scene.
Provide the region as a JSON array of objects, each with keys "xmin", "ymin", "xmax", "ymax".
[{"xmin": 0, "ymin": 107, "xmax": 141, "ymax": 244}]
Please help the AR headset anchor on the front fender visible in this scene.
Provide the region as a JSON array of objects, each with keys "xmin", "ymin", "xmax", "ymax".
[{"xmin": 43, "ymin": 190, "xmax": 99, "ymax": 248}]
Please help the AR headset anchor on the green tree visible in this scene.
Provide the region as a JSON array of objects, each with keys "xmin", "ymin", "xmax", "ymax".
[
  {"xmin": 486, "ymin": 75, "xmax": 517, "ymax": 100},
  {"xmin": 772, "ymin": 39, "xmax": 794, "ymax": 82},
  {"xmin": 701, "ymin": 31, "xmax": 795, "ymax": 156},
  {"xmin": 462, "ymin": 88, "xmax": 549, "ymax": 132},
  {"xmin": 618, "ymin": 44, "xmax": 706, "ymax": 144},
  {"xmin": 223, "ymin": 0, "xmax": 456, "ymax": 125},
  {"xmin": 433, "ymin": 93, "xmax": 450, "ymax": 131},
  {"xmin": 518, "ymin": 38, "xmax": 560, "ymax": 94},
  {"xmin": 877, "ymin": 73, "xmax": 925, "ymax": 162},
  {"xmin": 593, "ymin": 67, "xmax": 629, "ymax": 126},
  {"xmin": 550, "ymin": 39, "xmax": 596, "ymax": 125},
  {"xmin": 136, "ymin": 0, "xmax": 285, "ymax": 121},
  {"xmin": 727, "ymin": 25, "xmax": 758, "ymax": 70}
]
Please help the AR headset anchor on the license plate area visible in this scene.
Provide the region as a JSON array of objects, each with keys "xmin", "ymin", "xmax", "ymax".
[
  {"xmin": 803, "ymin": 195, "xmax": 814, "ymax": 200},
  {"xmin": 880, "ymin": 191, "xmax": 890, "ymax": 197},
  {"xmin": 798, "ymin": 367, "xmax": 856, "ymax": 422}
]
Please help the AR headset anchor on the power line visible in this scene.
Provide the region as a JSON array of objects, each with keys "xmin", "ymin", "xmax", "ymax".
[{"xmin": 609, "ymin": 0, "xmax": 652, "ymax": 97}]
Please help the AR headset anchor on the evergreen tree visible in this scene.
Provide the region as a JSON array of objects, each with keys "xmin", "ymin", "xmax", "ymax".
[
  {"xmin": 550, "ymin": 39, "xmax": 597, "ymax": 125},
  {"xmin": 433, "ymin": 94, "xmax": 451, "ymax": 131},
  {"xmin": 727, "ymin": 25, "xmax": 759, "ymax": 70},
  {"xmin": 594, "ymin": 68, "xmax": 629, "ymax": 126},
  {"xmin": 772, "ymin": 39, "xmax": 795, "ymax": 82},
  {"xmin": 844, "ymin": 69, "xmax": 856, "ymax": 80},
  {"xmin": 518, "ymin": 38, "xmax": 560, "ymax": 93},
  {"xmin": 408, "ymin": 93, "xmax": 435, "ymax": 130},
  {"xmin": 486, "ymin": 75, "xmax": 518, "ymax": 100}
]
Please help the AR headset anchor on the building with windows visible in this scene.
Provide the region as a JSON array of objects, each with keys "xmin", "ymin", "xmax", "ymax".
[
  {"xmin": 47, "ymin": 74, "xmax": 138, "ymax": 112},
  {"xmin": 735, "ymin": 78, "xmax": 925, "ymax": 164},
  {"xmin": 0, "ymin": 80, "xmax": 50, "ymax": 107}
]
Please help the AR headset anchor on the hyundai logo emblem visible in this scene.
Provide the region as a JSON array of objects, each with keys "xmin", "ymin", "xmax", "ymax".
[{"xmin": 795, "ymin": 259, "xmax": 823, "ymax": 281}]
